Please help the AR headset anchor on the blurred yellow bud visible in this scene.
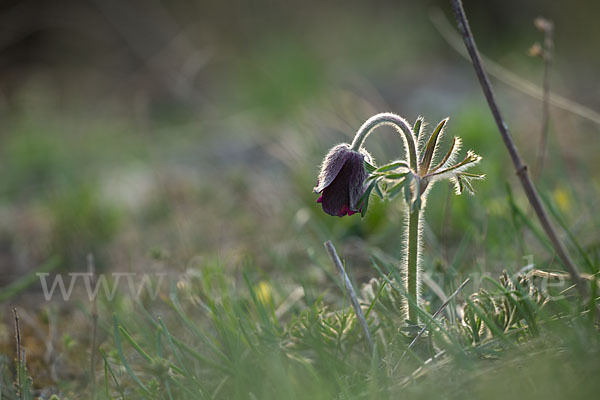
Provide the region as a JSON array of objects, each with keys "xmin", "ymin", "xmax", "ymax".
[
  {"xmin": 552, "ymin": 187, "xmax": 571, "ymax": 213},
  {"xmin": 256, "ymin": 280, "xmax": 272, "ymax": 305}
]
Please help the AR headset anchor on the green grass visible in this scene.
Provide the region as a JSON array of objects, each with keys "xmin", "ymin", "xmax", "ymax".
[
  {"xmin": 20, "ymin": 258, "xmax": 595, "ymax": 400},
  {"xmin": 1, "ymin": 100, "xmax": 598, "ymax": 400}
]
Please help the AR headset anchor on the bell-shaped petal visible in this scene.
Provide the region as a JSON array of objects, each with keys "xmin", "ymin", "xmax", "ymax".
[{"xmin": 314, "ymin": 144, "xmax": 369, "ymax": 217}]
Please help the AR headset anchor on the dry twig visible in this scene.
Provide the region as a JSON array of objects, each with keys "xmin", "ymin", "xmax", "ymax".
[
  {"xmin": 533, "ymin": 17, "xmax": 554, "ymax": 179},
  {"xmin": 448, "ymin": 0, "xmax": 590, "ymax": 303},
  {"xmin": 13, "ymin": 307, "xmax": 22, "ymax": 399},
  {"xmin": 324, "ymin": 241, "xmax": 375, "ymax": 353}
]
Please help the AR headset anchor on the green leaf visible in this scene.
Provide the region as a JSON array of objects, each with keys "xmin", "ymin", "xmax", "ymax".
[
  {"xmin": 387, "ymin": 178, "xmax": 407, "ymax": 199},
  {"xmin": 465, "ymin": 299, "xmax": 514, "ymax": 346},
  {"xmin": 113, "ymin": 314, "xmax": 151, "ymax": 395},
  {"xmin": 358, "ymin": 181, "xmax": 375, "ymax": 207},
  {"xmin": 420, "ymin": 118, "xmax": 448, "ymax": 174},
  {"xmin": 374, "ymin": 182, "xmax": 384, "ymax": 199},
  {"xmin": 364, "ymin": 272, "xmax": 392, "ymax": 319},
  {"xmin": 101, "ymin": 349, "xmax": 125, "ymax": 398},
  {"xmin": 428, "ymin": 150, "xmax": 482, "ymax": 178},
  {"xmin": 367, "ymin": 171, "xmax": 408, "ymax": 182},
  {"xmin": 413, "ymin": 116, "xmax": 424, "ymax": 140},
  {"xmin": 383, "ymin": 172, "xmax": 408, "ymax": 180},
  {"xmin": 364, "ymin": 160, "xmax": 377, "ymax": 172},
  {"xmin": 359, "ymin": 180, "xmax": 377, "ymax": 217},
  {"xmin": 119, "ymin": 326, "xmax": 154, "ymax": 363},
  {"xmin": 158, "ymin": 317, "xmax": 193, "ymax": 379},
  {"xmin": 431, "ymin": 136, "xmax": 459, "ymax": 172},
  {"xmin": 360, "ymin": 190, "xmax": 372, "ymax": 217},
  {"xmin": 375, "ymin": 160, "xmax": 410, "ymax": 172}
]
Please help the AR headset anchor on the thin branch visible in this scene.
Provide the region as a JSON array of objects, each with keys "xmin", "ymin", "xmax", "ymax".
[
  {"xmin": 534, "ymin": 18, "xmax": 554, "ymax": 180},
  {"xmin": 429, "ymin": 8, "xmax": 600, "ymax": 127},
  {"xmin": 13, "ymin": 307, "xmax": 22, "ymax": 399},
  {"xmin": 448, "ymin": 0, "xmax": 589, "ymax": 301},
  {"xmin": 324, "ymin": 240, "xmax": 375, "ymax": 353}
]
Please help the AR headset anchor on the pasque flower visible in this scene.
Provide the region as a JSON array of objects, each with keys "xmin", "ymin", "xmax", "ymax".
[
  {"xmin": 314, "ymin": 144, "xmax": 370, "ymax": 217},
  {"xmin": 314, "ymin": 113, "xmax": 483, "ymax": 324}
]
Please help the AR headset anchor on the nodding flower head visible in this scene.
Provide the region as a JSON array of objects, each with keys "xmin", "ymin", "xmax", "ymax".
[{"xmin": 314, "ymin": 144, "xmax": 371, "ymax": 217}]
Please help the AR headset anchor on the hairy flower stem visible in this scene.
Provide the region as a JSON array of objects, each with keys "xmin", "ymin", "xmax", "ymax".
[
  {"xmin": 350, "ymin": 113, "xmax": 418, "ymax": 170},
  {"xmin": 344, "ymin": 111, "xmax": 482, "ymax": 323},
  {"xmin": 407, "ymin": 207, "xmax": 420, "ymax": 322},
  {"xmin": 350, "ymin": 113, "xmax": 422, "ymax": 321}
]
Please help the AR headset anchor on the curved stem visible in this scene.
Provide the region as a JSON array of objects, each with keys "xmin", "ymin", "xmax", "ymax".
[
  {"xmin": 351, "ymin": 113, "xmax": 421, "ymax": 321},
  {"xmin": 350, "ymin": 113, "xmax": 418, "ymax": 171}
]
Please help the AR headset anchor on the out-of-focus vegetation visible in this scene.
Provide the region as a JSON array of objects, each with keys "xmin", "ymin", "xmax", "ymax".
[{"xmin": 0, "ymin": 0, "xmax": 599, "ymax": 398}]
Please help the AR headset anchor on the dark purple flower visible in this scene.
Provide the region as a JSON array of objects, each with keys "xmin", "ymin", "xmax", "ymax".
[{"xmin": 313, "ymin": 144, "xmax": 370, "ymax": 217}]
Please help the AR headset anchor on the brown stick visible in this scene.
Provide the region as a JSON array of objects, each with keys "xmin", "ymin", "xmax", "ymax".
[
  {"xmin": 448, "ymin": 0, "xmax": 589, "ymax": 300},
  {"xmin": 13, "ymin": 307, "xmax": 22, "ymax": 399},
  {"xmin": 534, "ymin": 18, "xmax": 554, "ymax": 180},
  {"xmin": 324, "ymin": 241, "xmax": 375, "ymax": 353}
]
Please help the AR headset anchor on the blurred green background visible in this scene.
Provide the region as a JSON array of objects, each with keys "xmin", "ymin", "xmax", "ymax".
[{"xmin": 0, "ymin": 0, "xmax": 599, "ymax": 395}]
